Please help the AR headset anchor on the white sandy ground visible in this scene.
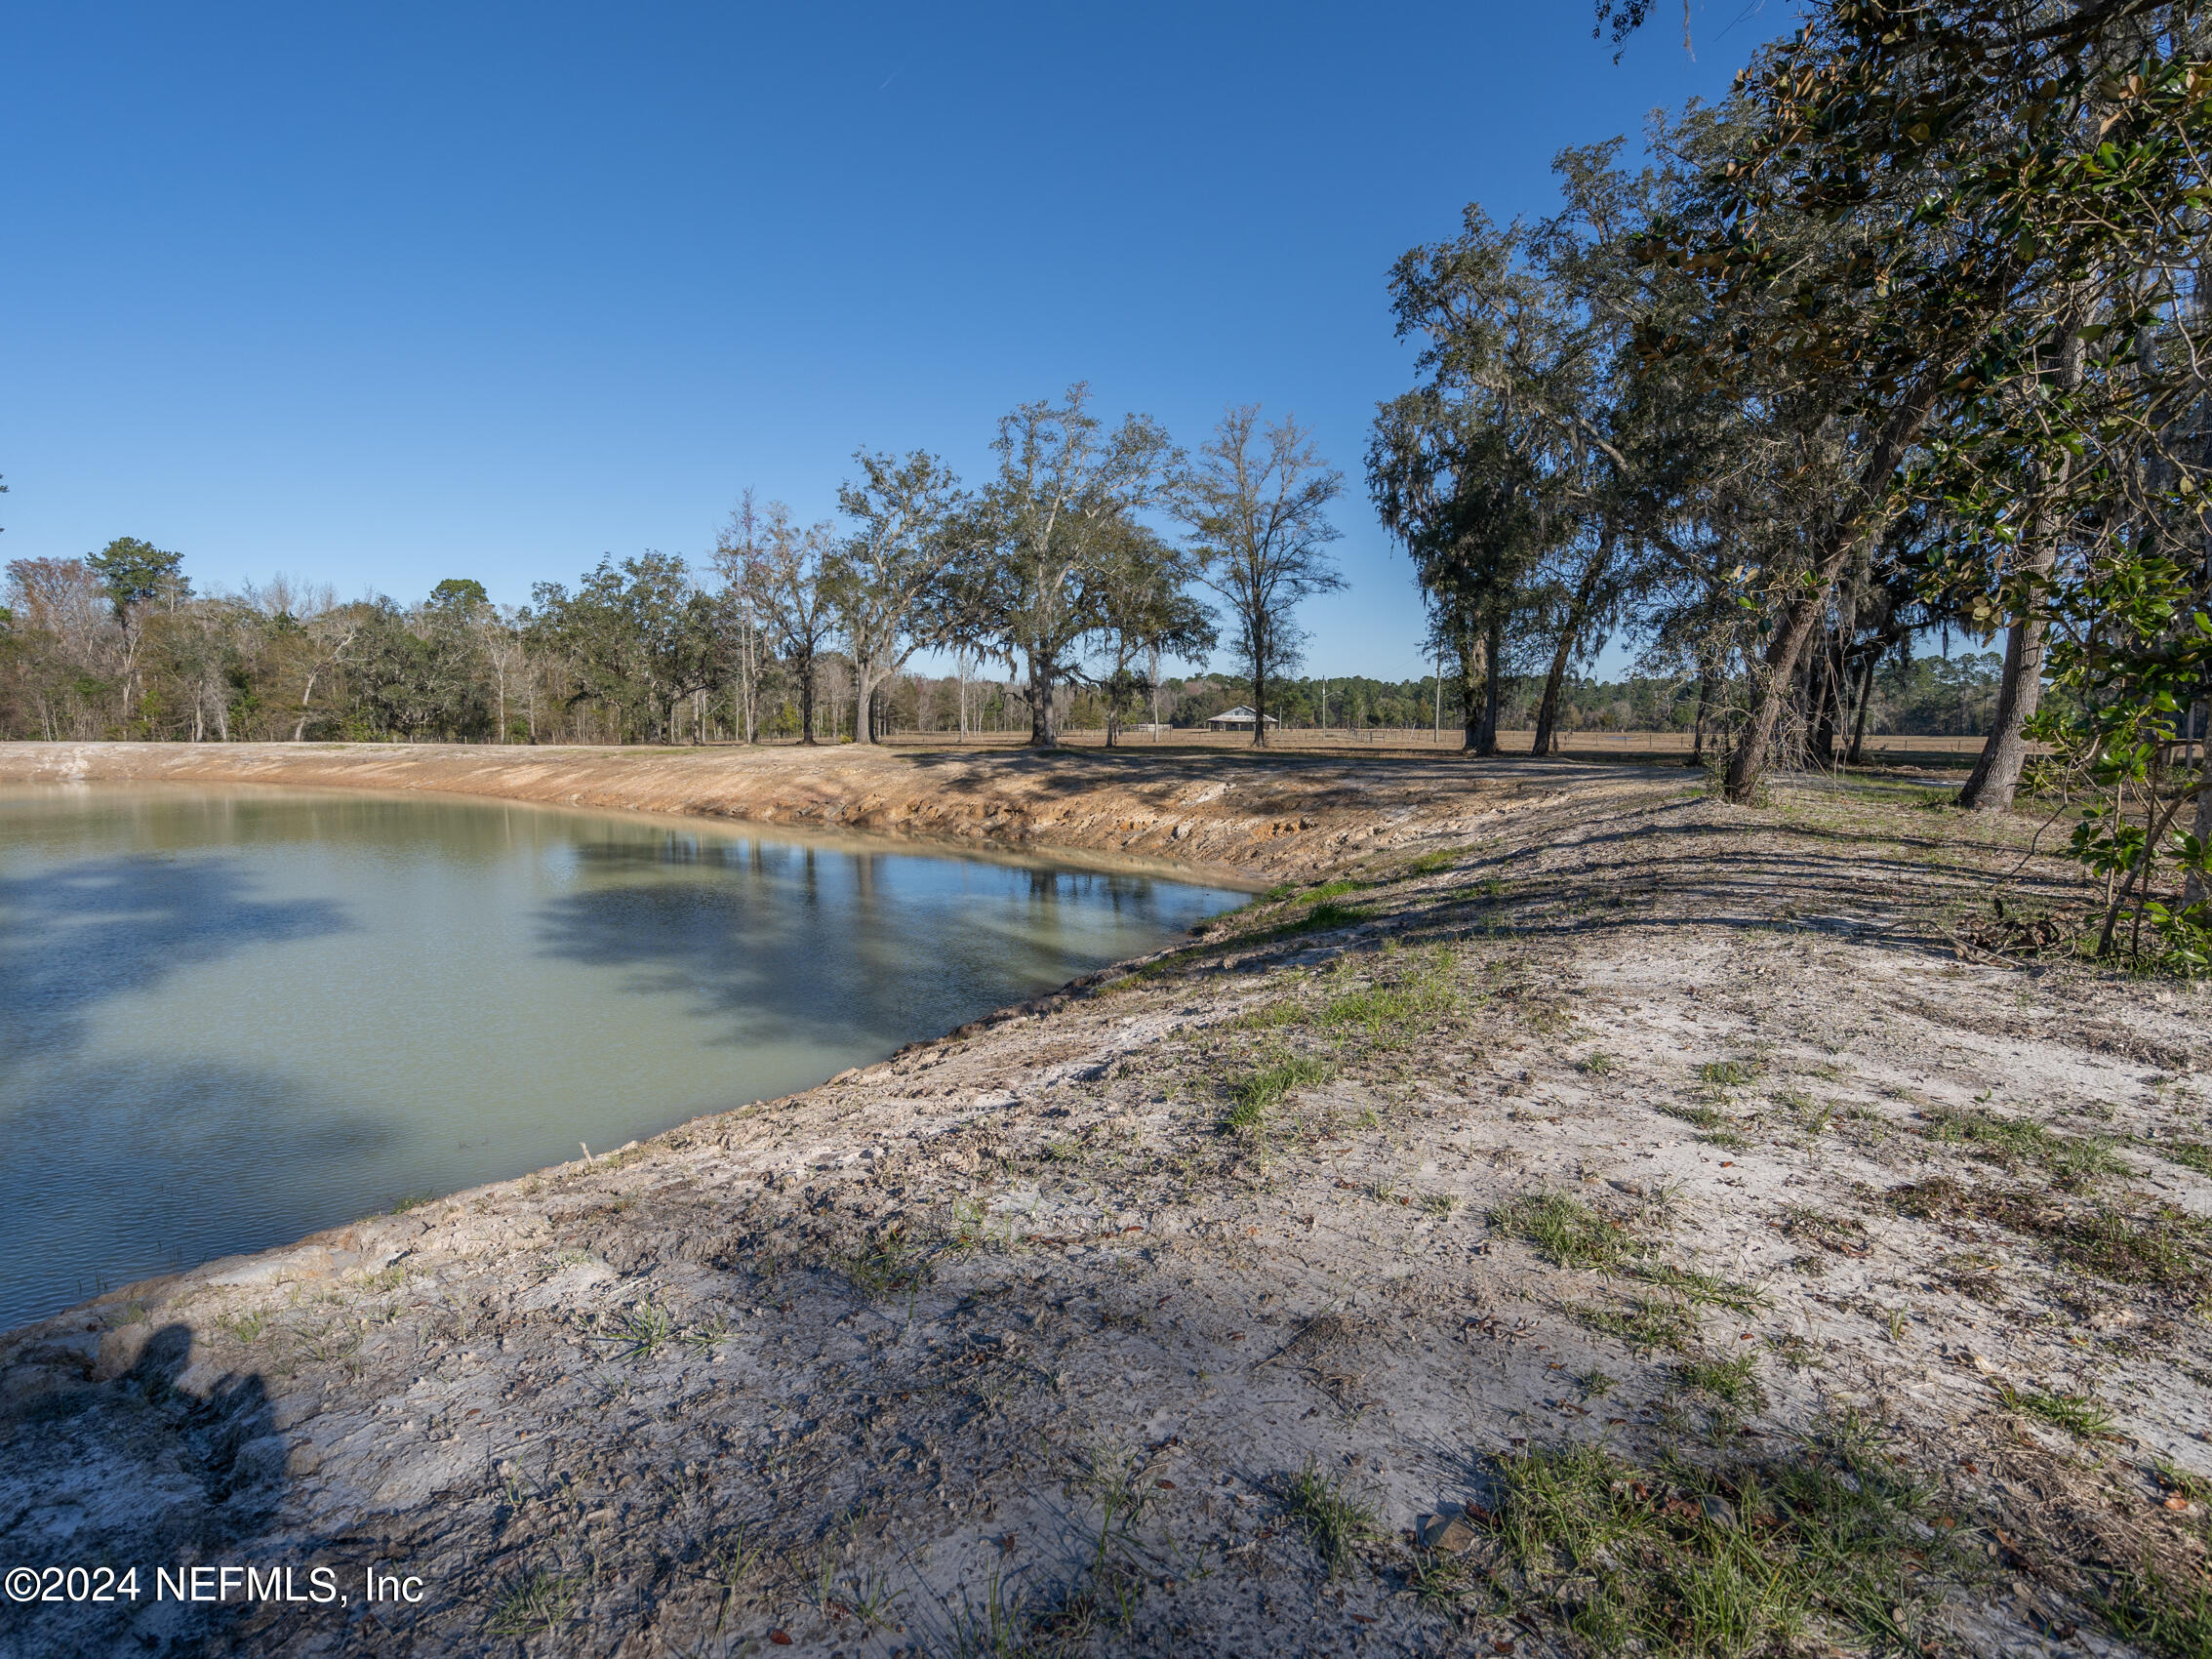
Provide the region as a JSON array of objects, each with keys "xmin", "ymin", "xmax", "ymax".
[{"xmin": 1, "ymin": 759, "xmax": 2207, "ymax": 1658}]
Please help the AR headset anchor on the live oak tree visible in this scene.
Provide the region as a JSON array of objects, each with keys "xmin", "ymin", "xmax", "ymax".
[
  {"xmin": 963, "ymin": 384, "xmax": 1179, "ymax": 748},
  {"xmin": 827, "ymin": 449, "xmax": 967, "ymax": 745},
  {"xmin": 1180, "ymin": 406, "xmax": 1344, "ymax": 748},
  {"xmin": 1371, "ymin": 174, "xmax": 1654, "ymax": 756},
  {"xmin": 1641, "ymin": 0, "xmax": 2212, "ymax": 807},
  {"xmin": 1369, "ymin": 395, "xmax": 1537, "ymax": 752},
  {"xmin": 741, "ymin": 506, "xmax": 838, "ymax": 745}
]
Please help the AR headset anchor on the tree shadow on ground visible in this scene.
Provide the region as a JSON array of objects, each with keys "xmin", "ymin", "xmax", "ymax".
[
  {"xmin": 1192, "ymin": 789, "xmax": 2081, "ymax": 976},
  {"xmin": 890, "ymin": 745, "xmax": 1642, "ymax": 805}
]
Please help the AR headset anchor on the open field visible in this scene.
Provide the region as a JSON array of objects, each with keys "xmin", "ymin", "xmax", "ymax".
[{"xmin": 2, "ymin": 746, "xmax": 2208, "ymax": 1658}]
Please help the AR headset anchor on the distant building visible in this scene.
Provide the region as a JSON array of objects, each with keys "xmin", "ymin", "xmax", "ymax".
[{"xmin": 1205, "ymin": 705, "xmax": 1279, "ymax": 730}]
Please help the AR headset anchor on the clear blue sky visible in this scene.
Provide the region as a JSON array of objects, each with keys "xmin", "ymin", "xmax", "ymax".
[{"xmin": 2, "ymin": 2, "xmax": 1787, "ymax": 680}]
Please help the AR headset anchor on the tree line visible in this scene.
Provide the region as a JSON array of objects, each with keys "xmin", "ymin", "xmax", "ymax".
[
  {"xmin": 0, "ymin": 391, "xmax": 1350, "ymax": 750},
  {"xmin": 1368, "ymin": 0, "xmax": 2210, "ymax": 962}
]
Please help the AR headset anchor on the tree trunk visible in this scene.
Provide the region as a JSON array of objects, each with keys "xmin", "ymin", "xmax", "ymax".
[
  {"xmin": 1725, "ymin": 369, "xmax": 1951, "ymax": 803},
  {"xmin": 1458, "ymin": 631, "xmax": 1485, "ymax": 751},
  {"xmin": 1690, "ymin": 664, "xmax": 1719, "ymax": 765},
  {"xmin": 1251, "ymin": 627, "xmax": 1268, "ymax": 749},
  {"xmin": 1807, "ymin": 633, "xmax": 1845, "ymax": 771},
  {"xmin": 1725, "ymin": 582, "xmax": 1830, "ymax": 801},
  {"xmin": 1844, "ymin": 649, "xmax": 1877, "ymax": 765},
  {"xmin": 1532, "ymin": 629, "xmax": 1572, "ymax": 758},
  {"xmin": 1475, "ymin": 612, "xmax": 1504, "ymax": 756},
  {"xmin": 1533, "ymin": 535, "xmax": 1613, "ymax": 758},
  {"xmin": 1954, "ymin": 601, "xmax": 2051, "ymax": 811},
  {"xmin": 854, "ymin": 663, "xmax": 877, "ymax": 745},
  {"xmin": 1959, "ymin": 324, "xmax": 2083, "ymax": 809},
  {"xmin": 1956, "ymin": 490, "xmax": 2063, "ymax": 813},
  {"xmin": 1026, "ymin": 654, "xmax": 1058, "ymax": 748},
  {"xmin": 797, "ymin": 657, "xmax": 818, "ymax": 745}
]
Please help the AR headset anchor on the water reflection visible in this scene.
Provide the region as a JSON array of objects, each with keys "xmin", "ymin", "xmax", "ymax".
[
  {"xmin": 538, "ymin": 834, "xmax": 1189, "ymax": 1052},
  {"xmin": 0, "ymin": 784, "xmax": 1241, "ymax": 1330},
  {"xmin": 0, "ymin": 856, "xmax": 351, "ymax": 1064}
]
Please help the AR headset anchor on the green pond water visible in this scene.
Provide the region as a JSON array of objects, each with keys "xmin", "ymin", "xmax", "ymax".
[{"xmin": 0, "ymin": 783, "xmax": 1244, "ymax": 1331}]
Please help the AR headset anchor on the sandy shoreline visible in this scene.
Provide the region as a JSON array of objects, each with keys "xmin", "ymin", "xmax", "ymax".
[{"xmin": 2, "ymin": 747, "xmax": 2208, "ymax": 1658}]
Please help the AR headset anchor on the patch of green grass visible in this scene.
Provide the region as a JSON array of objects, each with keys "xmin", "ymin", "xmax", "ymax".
[
  {"xmin": 1781, "ymin": 1094, "xmax": 1835, "ymax": 1136},
  {"xmin": 1629, "ymin": 1263, "xmax": 1770, "ymax": 1315},
  {"xmin": 1491, "ymin": 1190, "xmax": 1633, "ymax": 1271},
  {"xmin": 681, "ymin": 1315, "xmax": 734, "ymax": 1356},
  {"xmin": 1777, "ymin": 1203, "xmax": 1870, "ymax": 1258},
  {"xmin": 217, "ymin": 1308, "xmax": 274, "ymax": 1345},
  {"xmin": 1303, "ymin": 878, "xmax": 1367, "ymax": 902},
  {"xmin": 1572, "ymin": 1298, "xmax": 1701, "ymax": 1355},
  {"xmin": 1281, "ymin": 1459, "xmax": 1384, "ymax": 1577},
  {"xmin": 484, "ymin": 1568, "xmax": 578, "ymax": 1638},
  {"xmin": 1576, "ymin": 1051, "xmax": 1618, "ymax": 1075},
  {"xmin": 1227, "ymin": 998, "xmax": 1307, "ymax": 1032},
  {"xmin": 390, "ymin": 1191, "xmax": 437, "ymax": 1214},
  {"xmin": 945, "ymin": 1563, "xmax": 1034, "ymax": 1658},
  {"xmin": 1402, "ymin": 845, "xmax": 1478, "ymax": 877},
  {"xmin": 1407, "ymin": 1552, "xmax": 1473, "ymax": 1608},
  {"xmin": 2059, "ymin": 1206, "xmax": 2212, "ymax": 1290},
  {"xmin": 1314, "ymin": 952, "xmax": 1457, "ymax": 1046},
  {"xmin": 1517, "ymin": 997, "xmax": 1576, "ymax": 1036},
  {"xmin": 1480, "ymin": 1416, "xmax": 1948, "ymax": 1658},
  {"xmin": 1659, "ymin": 1103, "xmax": 1729, "ymax": 1130},
  {"xmin": 1675, "ymin": 1351, "xmax": 1765, "ymax": 1411},
  {"xmin": 1698, "ymin": 1059, "xmax": 1764, "ymax": 1089},
  {"xmin": 1279, "ymin": 899, "xmax": 1372, "ymax": 935},
  {"xmin": 1925, "ymin": 1107, "xmax": 2122, "ymax": 1183},
  {"xmin": 590, "ymin": 1299, "xmax": 674, "ymax": 1362},
  {"xmin": 1997, "ymin": 1384, "xmax": 2117, "ymax": 1440},
  {"xmin": 1224, "ymin": 1056, "xmax": 1334, "ymax": 1131}
]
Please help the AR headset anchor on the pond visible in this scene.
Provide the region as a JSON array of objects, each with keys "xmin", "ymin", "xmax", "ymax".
[{"xmin": 0, "ymin": 784, "xmax": 1244, "ymax": 1331}]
